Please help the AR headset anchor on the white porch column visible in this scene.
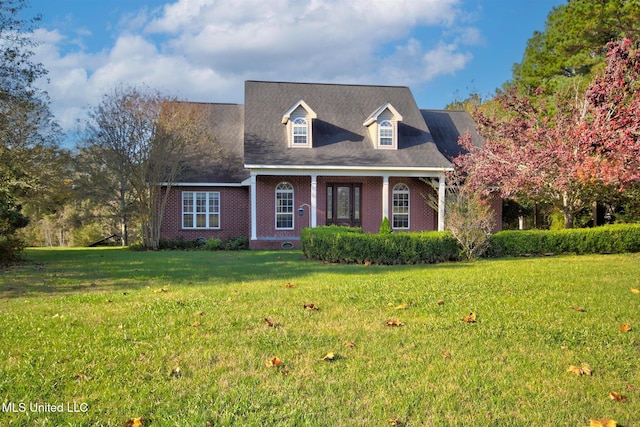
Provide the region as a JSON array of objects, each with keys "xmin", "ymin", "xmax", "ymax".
[
  {"xmin": 438, "ymin": 174, "xmax": 446, "ymax": 231},
  {"xmin": 250, "ymin": 172, "xmax": 257, "ymax": 240},
  {"xmin": 382, "ymin": 174, "xmax": 390, "ymax": 221},
  {"xmin": 310, "ymin": 174, "xmax": 317, "ymax": 228}
]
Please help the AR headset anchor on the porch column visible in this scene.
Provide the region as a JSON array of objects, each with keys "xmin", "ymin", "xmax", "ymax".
[
  {"xmin": 438, "ymin": 174, "xmax": 446, "ymax": 231},
  {"xmin": 250, "ymin": 172, "xmax": 257, "ymax": 240},
  {"xmin": 310, "ymin": 174, "xmax": 317, "ymax": 228},
  {"xmin": 382, "ymin": 174, "xmax": 390, "ymax": 221}
]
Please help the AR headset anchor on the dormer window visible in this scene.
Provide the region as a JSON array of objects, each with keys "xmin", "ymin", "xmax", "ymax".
[
  {"xmin": 292, "ymin": 118, "xmax": 308, "ymax": 145},
  {"xmin": 363, "ymin": 102, "xmax": 403, "ymax": 150},
  {"xmin": 379, "ymin": 120, "xmax": 393, "ymax": 146},
  {"xmin": 282, "ymin": 99, "xmax": 317, "ymax": 148}
]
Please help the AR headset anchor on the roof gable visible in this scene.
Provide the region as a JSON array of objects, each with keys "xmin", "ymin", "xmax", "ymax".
[
  {"xmin": 281, "ymin": 99, "xmax": 317, "ymax": 124},
  {"xmin": 363, "ymin": 102, "xmax": 403, "ymax": 126}
]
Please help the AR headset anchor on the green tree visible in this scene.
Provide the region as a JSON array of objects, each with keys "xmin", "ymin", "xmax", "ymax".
[
  {"xmin": 512, "ymin": 0, "xmax": 640, "ymax": 93},
  {"xmin": 0, "ymin": 0, "xmax": 65, "ymax": 257}
]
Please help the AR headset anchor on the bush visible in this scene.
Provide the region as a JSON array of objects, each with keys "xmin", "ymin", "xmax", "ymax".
[
  {"xmin": 0, "ymin": 236, "xmax": 26, "ymax": 266},
  {"xmin": 222, "ymin": 236, "xmax": 249, "ymax": 251},
  {"xmin": 301, "ymin": 226, "xmax": 460, "ymax": 265},
  {"xmin": 379, "ymin": 217, "xmax": 392, "ymax": 234},
  {"xmin": 487, "ymin": 224, "xmax": 640, "ymax": 257}
]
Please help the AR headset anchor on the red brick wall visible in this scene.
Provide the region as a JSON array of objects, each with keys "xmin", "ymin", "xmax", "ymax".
[
  {"xmin": 160, "ymin": 186, "xmax": 250, "ymax": 241},
  {"xmin": 388, "ymin": 177, "xmax": 438, "ymax": 232}
]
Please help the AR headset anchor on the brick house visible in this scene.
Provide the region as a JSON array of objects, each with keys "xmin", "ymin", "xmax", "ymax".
[{"xmin": 159, "ymin": 81, "xmax": 498, "ymax": 249}]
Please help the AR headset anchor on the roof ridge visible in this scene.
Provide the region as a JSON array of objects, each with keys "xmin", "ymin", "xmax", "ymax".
[{"xmin": 245, "ymin": 80, "xmax": 409, "ymax": 90}]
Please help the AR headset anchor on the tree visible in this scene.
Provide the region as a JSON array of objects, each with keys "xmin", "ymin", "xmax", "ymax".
[
  {"xmin": 512, "ymin": 0, "xmax": 640, "ymax": 93},
  {"xmin": 456, "ymin": 39, "xmax": 640, "ymax": 228},
  {"xmin": 424, "ymin": 174, "xmax": 495, "ymax": 260},
  {"xmin": 80, "ymin": 85, "xmax": 215, "ymax": 249},
  {"xmin": 1, "ymin": 0, "xmax": 65, "ymax": 257}
]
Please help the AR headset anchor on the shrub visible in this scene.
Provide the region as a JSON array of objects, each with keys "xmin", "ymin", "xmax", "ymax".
[
  {"xmin": 379, "ymin": 217, "xmax": 392, "ymax": 234},
  {"xmin": 487, "ymin": 224, "xmax": 640, "ymax": 257},
  {"xmin": 0, "ymin": 236, "xmax": 26, "ymax": 266},
  {"xmin": 203, "ymin": 237, "xmax": 223, "ymax": 251},
  {"xmin": 301, "ymin": 226, "xmax": 460, "ymax": 265},
  {"xmin": 223, "ymin": 236, "xmax": 249, "ymax": 251}
]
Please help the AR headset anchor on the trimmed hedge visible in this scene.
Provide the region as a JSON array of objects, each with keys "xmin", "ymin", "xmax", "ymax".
[
  {"xmin": 301, "ymin": 224, "xmax": 640, "ymax": 265},
  {"xmin": 487, "ymin": 224, "xmax": 640, "ymax": 257},
  {"xmin": 301, "ymin": 226, "xmax": 460, "ymax": 265}
]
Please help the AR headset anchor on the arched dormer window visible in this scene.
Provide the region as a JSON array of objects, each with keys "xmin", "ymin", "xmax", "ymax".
[
  {"xmin": 379, "ymin": 120, "xmax": 393, "ymax": 146},
  {"xmin": 392, "ymin": 183, "xmax": 410, "ymax": 229},
  {"xmin": 363, "ymin": 102, "xmax": 402, "ymax": 149},
  {"xmin": 275, "ymin": 182, "xmax": 294, "ymax": 229},
  {"xmin": 292, "ymin": 118, "xmax": 308, "ymax": 145},
  {"xmin": 282, "ymin": 100, "xmax": 316, "ymax": 148}
]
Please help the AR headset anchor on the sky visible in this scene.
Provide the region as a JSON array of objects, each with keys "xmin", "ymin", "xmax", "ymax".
[{"xmin": 26, "ymin": 0, "xmax": 565, "ymax": 143}]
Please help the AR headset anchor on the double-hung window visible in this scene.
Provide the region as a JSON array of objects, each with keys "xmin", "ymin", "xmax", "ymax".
[
  {"xmin": 182, "ymin": 191, "xmax": 220, "ymax": 229},
  {"xmin": 392, "ymin": 183, "xmax": 409, "ymax": 229},
  {"xmin": 379, "ymin": 120, "xmax": 393, "ymax": 146},
  {"xmin": 292, "ymin": 118, "xmax": 308, "ymax": 145},
  {"xmin": 275, "ymin": 182, "xmax": 294, "ymax": 229}
]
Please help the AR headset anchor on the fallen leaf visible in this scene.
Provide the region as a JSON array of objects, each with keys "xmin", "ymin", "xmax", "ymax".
[
  {"xmin": 385, "ymin": 319, "xmax": 405, "ymax": 327},
  {"xmin": 264, "ymin": 318, "xmax": 277, "ymax": 327},
  {"xmin": 568, "ymin": 363, "xmax": 592, "ymax": 376},
  {"xmin": 304, "ymin": 303, "xmax": 319, "ymax": 311},
  {"xmin": 441, "ymin": 351, "xmax": 452, "ymax": 359},
  {"xmin": 75, "ymin": 372, "xmax": 93, "ymax": 381},
  {"xmin": 630, "ymin": 288, "xmax": 640, "ymax": 294},
  {"xmin": 344, "ymin": 341, "xmax": 356, "ymax": 348},
  {"xmin": 170, "ymin": 366, "xmax": 182, "ymax": 378},
  {"xmin": 191, "ymin": 321, "xmax": 201, "ymax": 327},
  {"xmin": 609, "ymin": 391, "xmax": 627, "ymax": 402},
  {"xmin": 570, "ymin": 306, "xmax": 586, "ymax": 312},
  {"xmin": 436, "ymin": 299, "xmax": 445, "ymax": 306},
  {"xmin": 620, "ymin": 323, "xmax": 632, "ymax": 332},
  {"xmin": 588, "ymin": 418, "xmax": 617, "ymax": 427},
  {"xmin": 320, "ymin": 352, "xmax": 336, "ymax": 361},
  {"xmin": 461, "ymin": 312, "xmax": 476, "ymax": 323},
  {"xmin": 388, "ymin": 418, "xmax": 405, "ymax": 426},
  {"xmin": 394, "ymin": 302, "xmax": 409, "ymax": 310},
  {"xmin": 153, "ymin": 286, "xmax": 169, "ymax": 293},
  {"xmin": 282, "ymin": 281, "xmax": 296, "ymax": 288},
  {"xmin": 123, "ymin": 417, "xmax": 144, "ymax": 427},
  {"xmin": 265, "ymin": 357, "xmax": 283, "ymax": 367}
]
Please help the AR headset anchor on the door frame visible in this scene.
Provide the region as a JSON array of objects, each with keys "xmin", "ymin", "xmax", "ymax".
[{"xmin": 326, "ymin": 183, "xmax": 362, "ymax": 227}]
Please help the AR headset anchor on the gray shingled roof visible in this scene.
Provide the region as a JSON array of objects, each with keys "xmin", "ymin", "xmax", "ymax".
[
  {"xmin": 243, "ymin": 81, "xmax": 452, "ymax": 169},
  {"xmin": 173, "ymin": 83, "xmax": 484, "ymax": 182},
  {"xmin": 176, "ymin": 102, "xmax": 248, "ymax": 183},
  {"xmin": 420, "ymin": 110, "xmax": 484, "ymax": 161}
]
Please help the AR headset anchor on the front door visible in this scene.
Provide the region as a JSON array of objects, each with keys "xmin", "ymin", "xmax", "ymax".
[{"xmin": 327, "ymin": 183, "xmax": 361, "ymax": 227}]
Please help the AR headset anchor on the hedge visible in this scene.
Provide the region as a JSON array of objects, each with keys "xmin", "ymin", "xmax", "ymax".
[
  {"xmin": 487, "ymin": 224, "xmax": 640, "ymax": 257},
  {"xmin": 300, "ymin": 226, "xmax": 460, "ymax": 265},
  {"xmin": 301, "ymin": 224, "xmax": 640, "ymax": 265}
]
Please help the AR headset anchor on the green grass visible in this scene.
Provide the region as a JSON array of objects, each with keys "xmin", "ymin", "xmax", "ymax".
[{"xmin": 1, "ymin": 248, "xmax": 639, "ymax": 426}]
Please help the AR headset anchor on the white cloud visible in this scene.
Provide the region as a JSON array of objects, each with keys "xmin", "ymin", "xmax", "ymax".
[{"xmin": 31, "ymin": 0, "xmax": 481, "ymax": 140}]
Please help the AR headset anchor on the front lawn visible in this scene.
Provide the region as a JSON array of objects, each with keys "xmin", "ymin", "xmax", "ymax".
[{"xmin": 1, "ymin": 248, "xmax": 639, "ymax": 426}]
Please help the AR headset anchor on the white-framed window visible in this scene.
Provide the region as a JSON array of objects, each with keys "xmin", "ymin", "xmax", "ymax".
[
  {"xmin": 182, "ymin": 191, "xmax": 220, "ymax": 229},
  {"xmin": 392, "ymin": 183, "xmax": 409, "ymax": 229},
  {"xmin": 379, "ymin": 120, "xmax": 394, "ymax": 147},
  {"xmin": 292, "ymin": 117, "xmax": 308, "ymax": 145},
  {"xmin": 275, "ymin": 182, "xmax": 294, "ymax": 229}
]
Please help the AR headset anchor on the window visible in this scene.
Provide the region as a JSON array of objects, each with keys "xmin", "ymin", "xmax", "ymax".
[
  {"xmin": 392, "ymin": 183, "xmax": 409, "ymax": 229},
  {"xmin": 292, "ymin": 118, "xmax": 308, "ymax": 145},
  {"xmin": 182, "ymin": 192, "xmax": 220, "ymax": 229},
  {"xmin": 379, "ymin": 120, "xmax": 393, "ymax": 146},
  {"xmin": 275, "ymin": 182, "xmax": 294, "ymax": 229}
]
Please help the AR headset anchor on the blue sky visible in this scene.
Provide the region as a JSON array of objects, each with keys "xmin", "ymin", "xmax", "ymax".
[{"xmin": 27, "ymin": 0, "xmax": 564, "ymax": 138}]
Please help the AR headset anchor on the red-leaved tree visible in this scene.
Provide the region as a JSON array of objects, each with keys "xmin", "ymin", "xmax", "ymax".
[{"xmin": 456, "ymin": 39, "xmax": 640, "ymax": 228}]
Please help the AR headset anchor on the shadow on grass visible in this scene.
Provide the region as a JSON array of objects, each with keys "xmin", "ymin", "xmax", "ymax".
[{"xmin": 0, "ymin": 247, "xmax": 471, "ymax": 298}]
